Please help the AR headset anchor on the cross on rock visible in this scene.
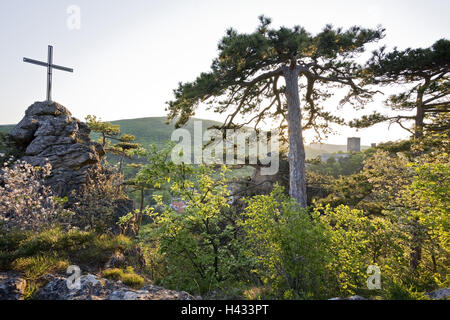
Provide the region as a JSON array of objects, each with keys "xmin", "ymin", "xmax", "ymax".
[{"xmin": 23, "ymin": 45, "xmax": 74, "ymax": 102}]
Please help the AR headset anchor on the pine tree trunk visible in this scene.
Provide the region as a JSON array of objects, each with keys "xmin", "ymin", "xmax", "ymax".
[
  {"xmin": 409, "ymin": 219, "xmax": 423, "ymax": 271},
  {"xmin": 136, "ymin": 187, "xmax": 144, "ymax": 234},
  {"xmin": 415, "ymin": 104, "xmax": 425, "ymax": 139},
  {"xmin": 119, "ymin": 151, "xmax": 125, "ymax": 173},
  {"xmin": 283, "ymin": 67, "xmax": 307, "ymax": 207},
  {"xmin": 410, "ymin": 235, "xmax": 422, "ymax": 271},
  {"xmin": 415, "ymin": 79, "xmax": 428, "ymax": 139}
]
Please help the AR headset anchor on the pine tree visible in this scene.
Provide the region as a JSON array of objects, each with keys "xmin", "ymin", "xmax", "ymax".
[
  {"xmin": 85, "ymin": 115, "xmax": 120, "ymax": 148},
  {"xmin": 166, "ymin": 16, "xmax": 383, "ymax": 205},
  {"xmin": 86, "ymin": 115, "xmax": 143, "ymax": 172},
  {"xmin": 351, "ymin": 39, "xmax": 450, "ymax": 139},
  {"xmin": 109, "ymin": 134, "xmax": 143, "ymax": 173}
]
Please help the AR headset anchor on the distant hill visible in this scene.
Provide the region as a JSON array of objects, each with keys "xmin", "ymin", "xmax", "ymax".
[
  {"xmin": 0, "ymin": 117, "xmax": 366, "ymax": 159},
  {"xmin": 99, "ymin": 117, "xmax": 223, "ymax": 148},
  {"xmin": 0, "ymin": 125, "xmax": 14, "ymax": 134}
]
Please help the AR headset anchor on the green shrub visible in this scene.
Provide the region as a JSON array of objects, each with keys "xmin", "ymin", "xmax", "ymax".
[
  {"xmin": 103, "ymin": 268, "xmax": 124, "ymax": 281},
  {"xmin": 122, "ymin": 273, "xmax": 144, "ymax": 288},
  {"xmin": 241, "ymin": 185, "xmax": 331, "ymax": 299},
  {"xmin": 142, "ymin": 165, "xmax": 250, "ymax": 295},
  {"xmin": 382, "ymin": 280, "xmax": 429, "ymax": 300},
  {"xmin": 103, "ymin": 267, "xmax": 144, "ymax": 288}
]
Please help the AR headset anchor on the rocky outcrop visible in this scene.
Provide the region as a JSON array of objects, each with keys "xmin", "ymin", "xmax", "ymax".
[
  {"xmin": 0, "ymin": 272, "xmax": 27, "ymax": 300},
  {"xmin": 427, "ymin": 288, "xmax": 450, "ymax": 300},
  {"xmin": 34, "ymin": 274, "xmax": 193, "ymax": 300},
  {"xmin": 10, "ymin": 101, "xmax": 104, "ymax": 196},
  {"xmin": 329, "ymin": 295, "xmax": 367, "ymax": 300}
]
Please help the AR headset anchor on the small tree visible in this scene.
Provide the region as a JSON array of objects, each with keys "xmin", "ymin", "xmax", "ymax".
[
  {"xmin": 109, "ymin": 134, "xmax": 143, "ymax": 173},
  {"xmin": 122, "ymin": 144, "xmax": 175, "ymax": 235},
  {"xmin": 144, "ymin": 165, "xmax": 249, "ymax": 294},
  {"xmin": 167, "ymin": 16, "xmax": 384, "ymax": 206},
  {"xmin": 85, "ymin": 115, "xmax": 120, "ymax": 148},
  {"xmin": 69, "ymin": 165, "xmax": 127, "ymax": 233},
  {"xmin": 241, "ymin": 185, "xmax": 330, "ymax": 298}
]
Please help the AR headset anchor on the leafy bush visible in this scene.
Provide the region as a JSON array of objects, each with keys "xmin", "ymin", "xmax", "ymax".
[
  {"xmin": 141, "ymin": 165, "xmax": 250, "ymax": 295},
  {"xmin": 241, "ymin": 185, "xmax": 331, "ymax": 299},
  {"xmin": 102, "ymin": 268, "xmax": 124, "ymax": 280},
  {"xmin": 0, "ymin": 161, "xmax": 72, "ymax": 232},
  {"xmin": 382, "ymin": 280, "xmax": 430, "ymax": 300},
  {"xmin": 317, "ymin": 205, "xmax": 399, "ymax": 297},
  {"xmin": 0, "ymin": 132, "xmax": 22, "ymax": 165},
  {"xmin": 69, "ymin": 165, "xmax": 127, "ymax": 233}
]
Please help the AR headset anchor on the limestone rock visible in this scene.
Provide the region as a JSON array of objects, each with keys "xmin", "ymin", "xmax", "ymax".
[
  {"xmin": 34, "ymin": 274, "xmax": 194, "ymax": 300},
  {"xmin": 10, "ymin": 101, "xmax": 104, "ymax": 196},
  {"xmin": 427, "ymin": 288, "xmax": 450, "ymax": 300},
  {"xmin": 0, "ymin": 272, "xmax": 27, "ymax": 300},
  {"xmin": 346, "ymin": 295, "xmax": 367, "ymax": 300},
  {"xmin": 329, "ymin": 295, "xmax": 368, "ymax": 300},
  {"xmin": 104, "ymin": 252, "xmax": 126, "ymax": 269}
]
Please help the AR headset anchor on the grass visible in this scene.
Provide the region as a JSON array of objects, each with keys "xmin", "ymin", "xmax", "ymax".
[
  {"xmin": 12, "ymin": 254, "xmax": 69, "ymax": 280},
  {"xmin": 0, "ymin": 227, "xmax": 136, "ymax": 299},
  {"xmin": 103, "ymin": 266, "xmax": 144, "ymax": 288}
]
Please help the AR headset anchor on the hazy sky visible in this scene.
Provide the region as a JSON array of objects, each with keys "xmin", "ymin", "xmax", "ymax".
[{"xmin": 1, "ymin": 0, "xmax": 449, "ymax": 144}]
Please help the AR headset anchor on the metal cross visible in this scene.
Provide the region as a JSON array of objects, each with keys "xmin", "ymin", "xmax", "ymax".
[{"xmin": 23, "ymin": 45, "xmax": 74, "ymax": 102}]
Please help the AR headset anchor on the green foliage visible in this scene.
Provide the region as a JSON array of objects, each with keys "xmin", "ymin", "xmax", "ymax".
[
  {"xmin": 352, "ymin": 39, "xmax": 449, "ymax": 137},
  {"xmin": 241, "ymin": 185, "xmax": 330, "ymax": 299},
  {"xmin": 139, "ymin": 165, "xmax": 250, "ymax": 294},
  {"xmin": 108, "ymin": 133, "xmax": 144, "ymax": 173},
  {"xmin": 0, "ymin": 132, "xmax": 21, "ymax": 164},
  {"xmin": 120, "ymin": 143, "xmax": 179, "ymax": 235},
  {"xmin": 308, "ymin": 152, "xmax": 365, "ymax": 178},
  {"xmin": 167, "ymin": 17, "xmax": 383, "ymax": 138},
  {"xmin": 313, "ymin": 141, "xmax": 449, "ymax": 296},
  {"xmin": 395, "ymin": 153, "xmax": 450, "ymax": 288},
  {"xmin": 381, "ymin": 280, "xmax": 430, "ymax": 300},
  {"xmin": 0, "ymin": 227, "xmax": 134, "ymax": 299},
  {"xmin": 69, "ymin": 166, "xmax": 128, "ymax": 233},
  {"xmin": 85, "ymin": 115, "xmax": 120, "ymax": 148},
  {"xmin": 86, "ymin": 114, "xmax": 145, "ymax": 174},
  {"xmin": 12, "ymin": 254, "xmax": 69, "ymax": 281},
  {"xmin": 0, "ymin": 227, "xmax": 132, "ymax": 270},
  {"xmin": 167, "ymin": 16, "xmax": 384, "ymax": 205},
  {"xmin": 317, "ymin": 205, "xmax": 399, "ymax": 296},
  {"xmin": 132, "ymin": 135, "xmax": 448, "ymax": 299},
  {"xmin": 314, "ymin": 150, "xmax": 413, "ymax": 215},
  {"xmin": 137, "ymin": 225, "xmax": 167, "ymax": 282},
  {"xmin": 103, "ymin": 267, "xmax": 144, "ymax": 288}
]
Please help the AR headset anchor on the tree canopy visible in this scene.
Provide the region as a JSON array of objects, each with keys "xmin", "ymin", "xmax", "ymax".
[
  {"xmin": 167, "ymin": 16, "xmax": 384, "ymax": 205},
  {"xmin": 167, "ymin": 16, "xmax": 384, "ymax": 133},
  {"xmin": 351, "ymin": 39, "xmax": 450, "ymax": 138}
]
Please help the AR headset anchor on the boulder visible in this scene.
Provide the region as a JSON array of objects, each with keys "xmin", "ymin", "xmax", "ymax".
[
  {"xmin": 329, "ymin": 295, "xmax": 367, "ymax": 300},
  {"xmin": 427, "ymin": 288, "xmax": 450, "ymax": 300},
  {"xmin": 104, "ymin": 252, "xmax": 127, "ymax": 269},
  {"xmin": 34, "ymin": 274, "xmax": 194, "ymax": 300},
  {"xmin": 10, "ymin": 101, "xmax": 104, "ymax": 197},
  {"xmin": 0, "ymin": 272, "xmax": 27, "ymax": 300}
]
